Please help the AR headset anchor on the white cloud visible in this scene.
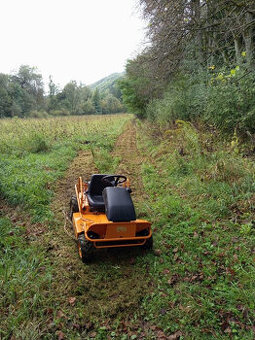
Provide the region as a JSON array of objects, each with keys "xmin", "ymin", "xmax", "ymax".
[{"xmin": 0, "ymin": 0, "xmax": 146, "ymax": 88}]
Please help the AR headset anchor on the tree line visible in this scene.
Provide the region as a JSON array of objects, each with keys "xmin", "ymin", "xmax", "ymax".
[
  {"xmin": 119, "ymin": 0, "xmax": 255, "ymax": 135},
  {"xmin": 0, "ymin": 65, "xmax": 124, "ymax": 118}
]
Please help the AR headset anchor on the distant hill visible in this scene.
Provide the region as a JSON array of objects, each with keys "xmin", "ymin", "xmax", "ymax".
[{"xmin": 90, "ymin": 72, "xmax": 124, "ymax": 97}]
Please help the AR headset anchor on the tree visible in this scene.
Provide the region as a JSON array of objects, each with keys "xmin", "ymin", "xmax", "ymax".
[
  {"xmin": 61, "ymin": 81, "xmax": 81, "ymax": 114},
  {"xmin": 101, "ymin": 94, "xmax": 123, "ymax": 114},
  {"xmin": 0, "ymin": 74, "xmax": 12, "ymax": 117},
  {"xmin": 92, "ymin": 89, "xmax": 102, "ymax": 114},
  {"xmin": 47, "ymin": 76, "xmax": 59, "ymax": 112},
  {"xmin": 13, "ymin": 65, "xmax": 44, "ymax": 110}
]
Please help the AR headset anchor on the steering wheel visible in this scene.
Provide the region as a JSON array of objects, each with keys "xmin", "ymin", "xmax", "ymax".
[{"xmin": 102, "ymin": 175, "xmax": 127, "ymax": 187}]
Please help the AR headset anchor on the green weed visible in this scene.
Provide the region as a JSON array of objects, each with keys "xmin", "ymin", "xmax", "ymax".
[
  {"xmin": 0, "ymin": 217, "xmax": 53, "ymax": 340},
  {"xmin": 92, "ymin": 147, "xmax": 121, "ymax": 173},
  {"xmin": 136, "ymin": 121, "xmax": 255, "ymax": 339}
]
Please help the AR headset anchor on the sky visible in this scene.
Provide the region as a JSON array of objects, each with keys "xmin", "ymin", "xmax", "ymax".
[{"xmin": 0, "ymin": 0, "xmax": 146, "ymax": 88}]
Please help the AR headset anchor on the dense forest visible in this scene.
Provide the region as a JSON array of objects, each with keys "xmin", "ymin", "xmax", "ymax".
[
  {"xmin": 120, "ymin": 0, "xmax": 255, "ymax": 135},
  {"xmin": 0, "ymin": 66, "xmax": 124, "ymax": 118}
]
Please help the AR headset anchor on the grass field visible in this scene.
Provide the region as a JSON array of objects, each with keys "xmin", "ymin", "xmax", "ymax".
[
  {"xmin": 0, "ymin": 115, "xmax": 255, "ymax": 339},
  {"xmin": 0, "ymin": 115, "xmax": 129, "ymax": 220},
  {"xmin": 0, "ymin": 114, "xmax": 131, "ymax": 339},
  {"xmin": 137, "ymin": 120, "xmax": 255, "ymax": 339}
]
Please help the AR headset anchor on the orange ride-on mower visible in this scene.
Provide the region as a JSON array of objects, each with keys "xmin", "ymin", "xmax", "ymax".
[{"xmin": 69, "ymin": 174, "xmax": 153, "ymax": 262}]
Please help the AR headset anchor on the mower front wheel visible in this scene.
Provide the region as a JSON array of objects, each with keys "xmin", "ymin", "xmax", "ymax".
[
  {"xmin": 69, "ymin": 195, "xmax": 79, "ymax": 220},
  {"xmin": 77, "ymin": 234, "xmax": 94, "ymax": 263},
  {"xmin": 142, "ymin": 236, "xmax": 153, "ymax": 250}
]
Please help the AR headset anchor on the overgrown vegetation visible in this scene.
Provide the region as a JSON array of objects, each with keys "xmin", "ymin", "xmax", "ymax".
[
  {"xmin": 137, "ymin": 120, "xmax": 255, "ymax": 339},
  {"xmin": 0, "ymin": 216, "xmax": 53, "ymax": 339},
  {"xmin": 0, "ymin": 115, "xmax": 129, "ymax": 220},
  {"xmin": 119, "ymin": 1, "xmax": 255, "ymax": 135}
]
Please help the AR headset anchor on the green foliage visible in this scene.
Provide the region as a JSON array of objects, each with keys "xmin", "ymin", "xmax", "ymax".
[
  {"xmin": 92, "ymin": 88, "xmax": 102, "ymax": 114},
  {"xmin": 0, "ymin": 68, "xmax": 125, "ymax": 118},
  {"xmin": 49, "ymin": 108, "xmax": 70, "ymax": 116},
  {"xmin": 120, "ymin": 0, "xmax": 255, "ymax": 136},
  {"xmin": 118, "ymin": 57, "xmax": 163, "ymax": 119},
  {"xmin": 146, "ymin": 72, "xmax": 207, "ymax": 123},
  {"xmin": 90, "ymin": 72, "xmax": 124, "ymax": 99},
  {"xmin": 118, "ymin": 76, "xmax": 147, "ymax": 118},
  {"xmin": 0, "ymin": 66, "xmax": 44, "ymax": 118},
  {"xmin": 92, "ymin": 147, "xmax": 121, "ymax": 173},
  {"xmin": 0, "ymin": 217, "xmax": 53, "ymax": 340},
  {"xmin": 136, "ymin": 66, "xmax": 255, "ymax": 135},
  {"xmin": 205, "ymin": 68, "xmax": 255, "ymax": 134},
  {"xmin": 137, "ymin": 121, "xmax": 255, "ymax": 338},
  {"xmin": 101, "ymin": 94, "xmax": 123, "ymax": 114},
  {"xmin": 0, "ymin": 74, "xmax": 12, "ymax": 117},
  {"xmin": 28, "ymin": 110, "xmax": 49, "ymax": 118},
  {"xmin": 81, "ymin": 98, "xmax": 96, "ymax": 114}
]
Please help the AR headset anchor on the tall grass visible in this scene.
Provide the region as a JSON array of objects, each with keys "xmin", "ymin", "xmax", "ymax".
[
  {"xmin": 0, "ymin": 114, "xmax": 130, "ymax": 220},
  {"xmin": 136, "ymin": 120, "xmax": 255, "ymax": 338}
]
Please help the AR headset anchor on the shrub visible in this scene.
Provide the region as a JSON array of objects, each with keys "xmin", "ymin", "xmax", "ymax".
[
  {"xmin": 49, "ymin": 108, "xmax": 70, "ymax": 116},
  {"xmin": 146, "ymin": 72, "xmax": 207, "ymax": 123},
  {"xmin": 28, "ymin": 133, "xmax": 50, "ymax": 153},
  {"xmin": 145, "ymin": 67, "xmax": 255, "ymax": 136},
  {"xmin": 205, "ymin": 68, "xmax": 255, "ymax": 134},
  {"xmin": 28, "ymin": 110, "xmax": 49, "ymax": 118}
]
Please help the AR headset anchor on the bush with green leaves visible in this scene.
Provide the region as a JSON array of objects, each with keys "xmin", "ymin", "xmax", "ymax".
[
  {"xmin": 142, "ymin": 66, "xmax": 255, "ymax": 136},
  {"xmin": 146, "ymin": 72, "xmax": 207, "ymax": 123},
  {"xmin": 205, "ymin": 68, "xmax": 255, "ymax": 134}
]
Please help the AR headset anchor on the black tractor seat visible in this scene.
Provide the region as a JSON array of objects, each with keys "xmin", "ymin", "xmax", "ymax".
[
  {"xmin": 86, "ymin": 174, "xmax": 113, "ymax": 212},
  {"xmin": 103, "ymin": 187, "xmax": 136, "ymax": 222}
]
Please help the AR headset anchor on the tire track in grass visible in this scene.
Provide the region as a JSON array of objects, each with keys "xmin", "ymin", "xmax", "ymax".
[
  {"xmin": 42, "ymin": 121, "xmax": 154, "ymax": 338},
  {"xmin": 113, "ymin": 120, "xmax": 146, "ymax": 204}
]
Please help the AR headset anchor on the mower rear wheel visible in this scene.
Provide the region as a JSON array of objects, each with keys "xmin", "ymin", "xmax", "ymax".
[
  {"xmin": 77, "ymin": 233, "xmax": 94, "ymax": 263},
  {"xmin": 142, "ymin": 236, "xmax": 153, "ymax": 250},
  {"xmin": 69, "ymin": 195, "xmax": 79, "ymax": 220}
]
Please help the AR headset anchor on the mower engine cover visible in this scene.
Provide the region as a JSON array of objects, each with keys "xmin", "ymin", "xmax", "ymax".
[{"xmin": 102, "ymin": 187, "xmax": 136, "ymax": 222}]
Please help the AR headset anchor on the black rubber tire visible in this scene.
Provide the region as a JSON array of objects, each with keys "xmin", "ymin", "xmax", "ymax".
[
  {"xmin": 77, "ymin": 233, "xmax": 94, "ymax": 263},
  {"xmin": 69, "ymin": 195, "xmax": 79, "ymax": 220},
  {"xmin": 141, "ymin": 236, "xmax": 153, "ymax": 250}
]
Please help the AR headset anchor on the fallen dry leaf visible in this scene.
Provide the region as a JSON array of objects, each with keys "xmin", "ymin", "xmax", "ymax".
[
  {"xmin": 168, "ymin": 330, "xmax": 182, "ymax": 339},
  {"xmin": 154, "ymin": 249, "xmax": 162, "ymax": 256},
  {"xmin": 57, "ymin": 331, "xmax": 65, "ymax": 340},
  {"xmin": 68, "ymin": 297, "xmax": 76, "ymax": 305}
]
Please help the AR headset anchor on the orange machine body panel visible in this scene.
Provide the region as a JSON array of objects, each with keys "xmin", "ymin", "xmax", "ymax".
[{"xmin": 72, "ymin": 177, "xmax": 152, "ymax": 249}]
